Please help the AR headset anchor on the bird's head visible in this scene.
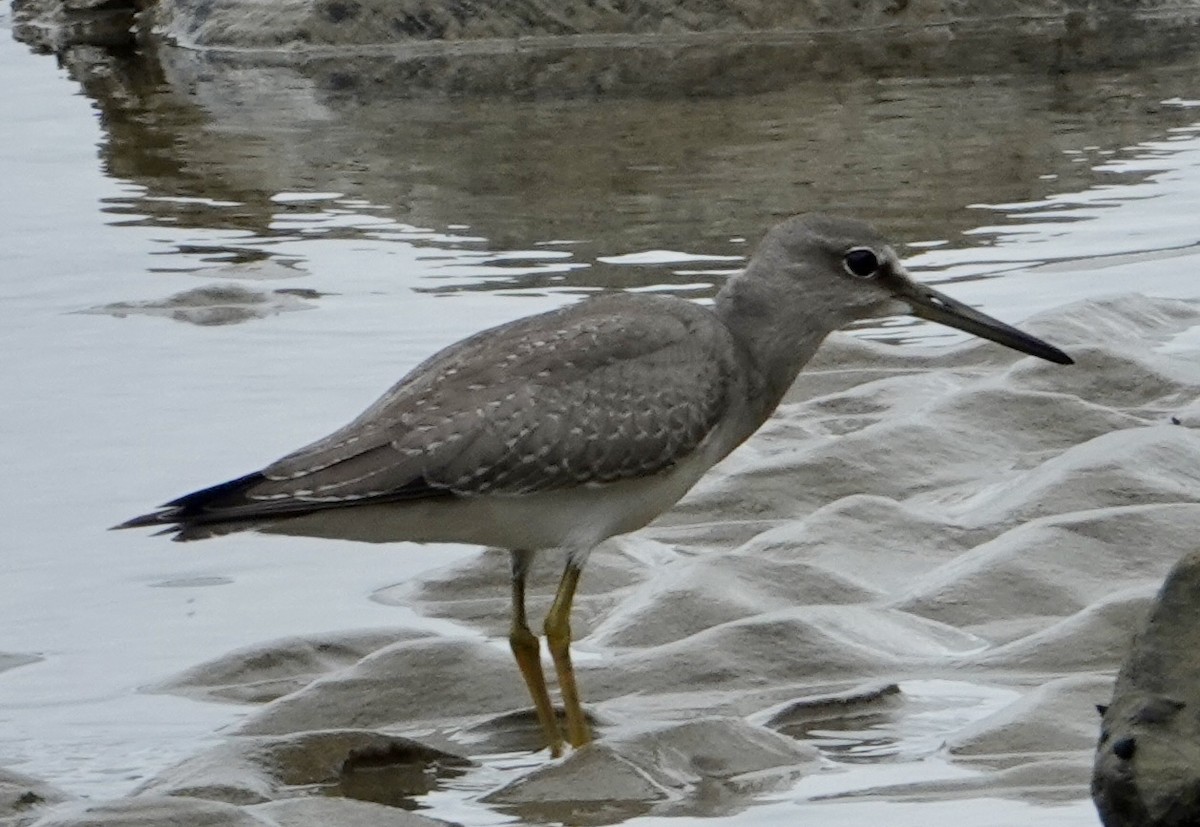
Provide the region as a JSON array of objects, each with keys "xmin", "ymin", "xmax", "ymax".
[{"xmin": 753, "ymin": 213, "xmax": 1073, "ymax": 365}]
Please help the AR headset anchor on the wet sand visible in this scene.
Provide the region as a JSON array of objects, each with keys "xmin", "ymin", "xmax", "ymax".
[{"xmin": 11, "ymin": 291, "xmax": 1191, "ymax": 825}]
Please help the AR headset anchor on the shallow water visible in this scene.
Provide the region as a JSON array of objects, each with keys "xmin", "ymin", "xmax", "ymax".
[{"xmin": 1, "ymin": 18, "xmax": 1199, "ymax": 825}]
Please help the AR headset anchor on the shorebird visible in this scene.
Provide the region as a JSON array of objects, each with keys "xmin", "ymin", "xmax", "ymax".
[{"xmin": 117, "ymin": 214, "xmax": 1072, "ymax": 757}]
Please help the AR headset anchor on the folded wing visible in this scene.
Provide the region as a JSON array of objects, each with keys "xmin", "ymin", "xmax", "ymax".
[{"xmin": 116, "ymin": 293, "xmax": 743, "ymax": 538}]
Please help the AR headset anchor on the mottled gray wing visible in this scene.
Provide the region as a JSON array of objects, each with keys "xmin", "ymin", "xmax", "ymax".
[{"xmin": 249, "ymin": 292, "xmax": 740, "ymax": 506}]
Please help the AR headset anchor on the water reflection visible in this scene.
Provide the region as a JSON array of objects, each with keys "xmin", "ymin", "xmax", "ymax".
[
  {"xmin": 81, "ymin": 283, "xmax": 320, "ymax": 326},
  {"xmin": 53, "ymin": 41, "xmax": 1200, "ymax": 308}
]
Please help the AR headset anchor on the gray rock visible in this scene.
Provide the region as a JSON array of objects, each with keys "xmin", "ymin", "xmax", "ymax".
[
  {"xmin": 11, "ymin": 0, "xmax": 137, "ymax": 52},
  {"xmin": 22, "ymin": 0, "xmax": 1200, "ymax": 102},
  {"xmin": 145, "ymin": 0, "xmax": 1200, "ymax": 57},
  {"xmin": 134, "ymin": 730, "xmax": 471, "ymax": 807},
  {"xmin": 1093, "ymin": 550, "xmax": 1200, "ymax": 826}
]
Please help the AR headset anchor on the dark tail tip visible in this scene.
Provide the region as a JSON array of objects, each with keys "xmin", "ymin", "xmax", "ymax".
[
  {"xmin": 112, "ymin": 471, "xmax": 269, "ymax": 539},
  {"xmin": 111, "ymin": 509, "xmax": 181, "ymax": 531}
]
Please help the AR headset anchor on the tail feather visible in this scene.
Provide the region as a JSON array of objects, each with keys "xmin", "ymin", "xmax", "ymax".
[
  {"xmin": 115, "ymin": 470, "xmax": 456, "ymax": 542},
  {"xmin": 112, "ymin": 510, "xmax": 184, "ymax": 530},
  {"xmin": 112, "ymin": 471, "xmax": 274, "ymax": 541}
]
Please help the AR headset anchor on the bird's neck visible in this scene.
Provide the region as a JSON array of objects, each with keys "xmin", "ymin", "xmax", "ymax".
[{"xmin": 714, "ymin": 263, "xmax": 840, "ymax": 424}]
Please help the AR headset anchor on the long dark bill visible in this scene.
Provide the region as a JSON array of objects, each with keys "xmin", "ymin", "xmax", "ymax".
[{"xmin": 892, "ymin": 276, "xmax": 1074, "ymax": 366}]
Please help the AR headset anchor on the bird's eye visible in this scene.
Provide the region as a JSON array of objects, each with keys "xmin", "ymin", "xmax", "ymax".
[{"xmin": 843, "ymin": 248, "xmax": 880, "ymax": 278}]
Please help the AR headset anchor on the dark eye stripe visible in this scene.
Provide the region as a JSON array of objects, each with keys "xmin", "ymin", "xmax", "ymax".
[{"xmin": 843, "ymin": 248, "xmax": 880, "ymax": 278}]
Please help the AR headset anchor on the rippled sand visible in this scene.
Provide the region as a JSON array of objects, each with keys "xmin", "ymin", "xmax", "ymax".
[{"xmin": 8, "ymin": 294, "xmax": 1192, "ymax": 825}]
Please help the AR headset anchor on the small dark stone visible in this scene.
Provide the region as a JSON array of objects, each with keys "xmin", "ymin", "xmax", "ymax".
[
  {"xmin": 16, "ymin": 790, "xmax": 43, "ymax": 808},
  {"xmin": 1112, "ymin": 736, "xmax": 1136, "ymax": 761}
]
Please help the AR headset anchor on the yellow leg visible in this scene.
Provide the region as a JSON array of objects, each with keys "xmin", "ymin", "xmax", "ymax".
[
  {"xmin": 544, "ymin": 562, "xmax": 591, "ymax": 748},
  {"xmin": 508, "ymin": 551, "xmax": 564, "ymax": 757}
]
